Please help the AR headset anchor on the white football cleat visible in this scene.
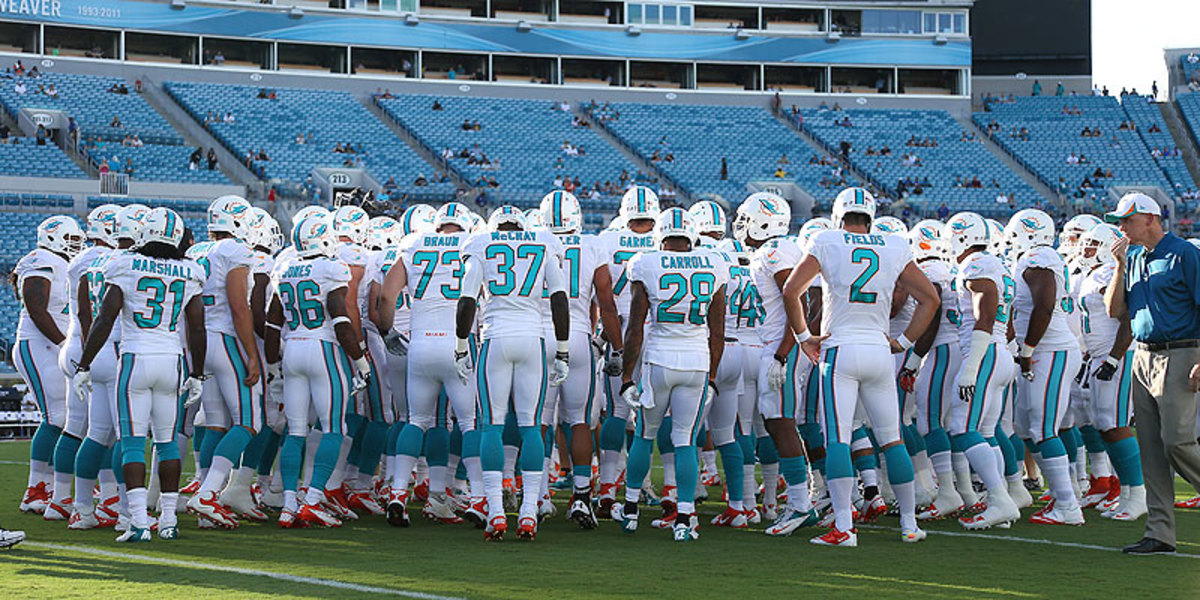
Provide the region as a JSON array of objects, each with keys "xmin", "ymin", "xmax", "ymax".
[
  {"xmin": 672, "ymin": 514, "xmax": 700, "ymax": 542},
  {"xmin": 219, "ymin": 484, "xmax": 268, "ymax": 522},
  {"xmin": 1029, "ymin": 503, "xmax": 1085, "ymax": 526},
  {"xmin": 423, "ymin": 492, "xmax": 464, "ymax": 524},
  {"xmin": 810, "ymin": 527, "xmax": 857, "ymax": 547},
  {"xmin": 901, "ymin": 527, "xmax": 928, "ymax": 543},
  {"xmin": 611, "ymin": 502, "xmax": 638, "ymax": 534},
  {"xmin": 959, "ymin": 496, "xmax": 1020, "ymax": 530}
]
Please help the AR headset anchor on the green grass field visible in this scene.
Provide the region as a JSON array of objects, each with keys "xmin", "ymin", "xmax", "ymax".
[{"xmin": 1, "ymin": 439, "xmax": 1198, "ymax": 599}]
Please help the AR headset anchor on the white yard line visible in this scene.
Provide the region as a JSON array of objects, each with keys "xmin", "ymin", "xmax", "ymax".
[{"xmin": 858, "ymin": 524, "xmax": 1200, "ymax": 559}]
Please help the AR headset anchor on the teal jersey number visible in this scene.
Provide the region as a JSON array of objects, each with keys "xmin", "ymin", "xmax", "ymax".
[
  {"xmin": 657, "ymin": 272, "xmax": 717, "ymax": 326},
  {"xmin": 849, "ymin": 248, "xmax": 879, "ymax": 304},
  {"xmin": 278, "ymin": 280, "xmax": 325, "ymax": 330},
  {"xmin": 412, "ymin": 250, "xmax": 463, "ymax": 300},
  {"xmin": 729, "ymin": 277, "xmax": 763, "ymax": 328},
  {"xmin": 132, "ymin": 276, "xmax": 187, "ymax": 331},
  {"xmin": 86, "ymin": 271, "xmax": 105, "ymax": 319},
  {"xmin": 612, "ymin": 250, "xmax": 636, "ymax": 295},
  {"xmin": 996, "ymin": 274, "xmax": 1016, "ymax": 324},
  {"xmin": 564, "ymin": 247, "xmax": 581, "ymax": 298},
  {"xmin": 487, "ymin": 244, "xmax": 546, "ymax": 297},
  {"xmin": 1080, "ymin": 296, "xmax": 1091, "ymax": 334}
]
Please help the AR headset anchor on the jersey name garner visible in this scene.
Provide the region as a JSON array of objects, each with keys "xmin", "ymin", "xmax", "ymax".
[
  {"xmin": 843, "ymin": 233, "xmax": 886, "ymax": 246},
  {"xmin": 621, "ymin": 235, "xmax": 655, "ymax": 249},
  {"xmin": 661, "ymin": 255, "xmax": 716, "ymax": 270},
  {"xmin": 131, "ymin": 257, "xmax": 194, "ymax": 280}
]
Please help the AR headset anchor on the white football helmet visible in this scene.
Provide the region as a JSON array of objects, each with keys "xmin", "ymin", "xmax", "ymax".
[
  {"xmin": 115, "ymin": 204, "xmax": 151, "ymax": 243},
  {"xmin": 1060, "ymin": 214, "xmax": 1102, "ymax": 259},
  {"xmin": 540, "ymin": 191, "xmax": 583, "ymax": 235},
  {"xmin": 717, "ymin": 238, "xmax": 750, "ymax": 264},
  {"xmin": 1004, "ymin": 209, "xmax": 1055, "ymax": 259},
  {"xmin": 799, "ymin": 217, "xmax": 833, "ymax": 246},
  {"xmin": 831, "ymin": 187, "xmax": 876, "ymax": 228},
  {"xmin": 654, "ymin": 207, "xmax": 696, "ymax": 247},
  {"xmin": 292, "ymin": 205, "xmax": 331, "ymax": 225},
  {"xmin": 467, "ymin": 211, "xmax": 486, "ymax": 234},
  {"xmin": 140, "ymin": 207, "xmax": 185, "ymax": 248},
  {"xmin": 620, "ymin": 186, "xmax": 660, "ymax": 222},
  {"xmin": 736, "ymin": 192, "xmax": 790, "ymax": 242},
  {"xmin": 333, "ymin": 205, "xmax": 370, "ymax": 245},
  {"xmin": 87, "ymin": 204, "xmax": 120, "ymax": 246},
  {"xmin": 872, "ymin": 216, "xmax": 908, "ymax": 236},
  {"xmin": 986, "ymin": 219, "xmax": 1006, "ymax": 256},
  {"xmin": 943, "ymin": 212, "xmax": 990, "ymax": 262},
  {"xmin": 688, "ymin": 200, "xmax": 727, "ymax": 240},
  {"xmin": 37, "ymin": 215, "xmax": 85, "ymax": 257},
  {"xmin": 208, "ymin": 194, "xmax": 252, "ymax": 238},
  {"xmin": 247, "ymin": 207, "xmax": 284, "ymax": 253},
  {"xmin": 489, "ymin": 205, "xmax": 526, "ymax": 230},
  {"xmin": 525, "ymin": 208, "xmax": 545, "ymax": 231},
  {"xmin": 367, "ymin": 216, "xmax": 402, "ymax": 251},
  {"xmin": 435, "ymin": 202, "xmax": 473, "ymax": 233},
  {"xmin": 400, "ymin": 204, "xmax": 437, "ymax": 235},
  {"xmin": 607, "ymin": 214, "xmax": 627, "ymax": 232},
  {"xmin": 908, "ymin": 219, "xmax": 945, "ymax": 261},
  {"xmin": 1079, "ymin": 223, "xmax": 1123, "ymax": 270},
  {"xmin": 293, "ymin": 215, "xmax": 337, "ymax": 259}
]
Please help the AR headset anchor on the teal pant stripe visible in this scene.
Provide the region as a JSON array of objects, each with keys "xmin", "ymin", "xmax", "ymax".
[
  {"xmin": 804, "ymin": 362, "xmax": 820, "ymax": 423},
  {"xmin": 173, "ymin": 357, "xmax": 187, "ymax": 435},
  {"xmin": 534, "ymin": 340, "xmax": 548, "ymax": 426},
  {"xmin": 967, "ymin": 344, "xmax": 996, "ymax": 432},
  {"xmin": 222, "ymin": 334, "xmax": 253, "ymax": 428},
  {"xmin": 1116, "ymin": 349, "xmax": 1133, "ymax": 428},
  {"xmin": 321, "ymin": 341, "xmax": 344, "ymax": 434},
  {"xmin": 927, "ymin": 343, "xmax": 949, "ymax": 431},
  {"xmin": 1041, "ymin": 350, "xmax": 1068, "ymax": 440},
  {"xmin": 781, "ymin": 344, "xmax": 798, "ymax": 417},
  {"xmin": 19, "ymin": 340, "xmax": 46, "ymax": 413},
  {"xmin": 116, "ymin": 353, "xmax": 136, "ymax": 438},
  {"xmin": 476, "ymin": 340, "xmax": 492, "ymax": 424},
  {"xmin": 583, "ymin": 341, "xmax": 596, "ymax": 422},
  {"xmin": 366, "ymin": 343, "xmax": 384, "ymax": 420},
  {"xmin": 821, "ymin": 347, "xmax": 840, "ymax": 444},
  {"xmin": 690, "ymin": 380, "xmax": 709, "ymax": 447}
]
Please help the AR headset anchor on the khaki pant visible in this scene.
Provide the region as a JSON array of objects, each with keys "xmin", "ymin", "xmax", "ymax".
[{"xmin": 1132, "ymin": 346, "xmax": 1200, "ymax": 546}]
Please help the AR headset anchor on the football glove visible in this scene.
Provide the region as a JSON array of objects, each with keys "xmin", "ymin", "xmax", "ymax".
[
  {"xmin": 181, "ymin": 376, "xmax": 205, "ymax": 408},
  {"xmin": 384, "ymin": 330, "xmax": 409, "ymax": 357},
  {"xmin": 1094, "ymin": 356, "xmax": 1119, "ymax": 381},
  {"xmin": 766, "ymin": 354, "xmax": 787, "ymax": 391},
  {"xmin": 620, "ymin": 381, "xmax": 642, "ymax": 411},
  {"xmin": 351, "ymin": 357, "xmax": 371, "ymax": 393},
  {"xmin": 550, "ymin": 351, "xmax": 570, "ymax": 386},
  {"xmin": 454, "ymin": 338, "xmax": 473, "ymax": 383},
  {"xmin": 70, "ymin": 363, "xmax": 91, "ymax": 401},
  {"xmin": 603, "ymin": 348, "xmax": 623, "ymax": 377}
]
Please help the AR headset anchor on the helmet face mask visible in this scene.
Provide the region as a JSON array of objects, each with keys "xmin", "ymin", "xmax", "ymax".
[
  {"xmin": 488, "ymin": 205, "xmax": 526, "ymax": 231},
  {"xmin": 1078, "ymin": 224, "xmax": 1122, "ymax": 270},
  {"xmin": 368, "ymin": 216, "xmax": 402, "ymax": 250},
  {"xmin": 87, "ymin": 204, "xmax": 120, "ymax": 246},
  {"xmin": 908, "ymin": 219, "xmax": 944, "ymax": 261}
]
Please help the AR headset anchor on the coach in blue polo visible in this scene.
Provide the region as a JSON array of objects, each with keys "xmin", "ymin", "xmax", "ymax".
[{"xmin": 1104, "ymin": 192, "xmax": 1200, "ymax": 555}]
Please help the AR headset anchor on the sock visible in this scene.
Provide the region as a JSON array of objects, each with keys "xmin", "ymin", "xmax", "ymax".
[
  {"xmin": 951, "ymin": 452, "xmax": 978, "ymax": 505},
  {"xmin": 310, "ymin": 433, "xmax": 345, "ymax": 493},
  {"xmin": 302, "ymin": 429, "xmax": 321, "ymax": 485},
  {"xmin": 482, "ymin": 470, "xmax": 503, "ymax": 518},
  {"xmin": 956, "ymin": 433, "xmax": 1006, "ymax": 494},
  {"xmin": 159, "ymin": 492, "xmax": 179, "ymax": 527},
  {"xmin": 624, "ymin": 437, "xmax": 653, "ymax": 497},
  {"xmin": 573, "ymin": 463, "xmax": 592, "ymax": 493},
  {"xmin": 661, "ymin": 452, "xmax": 676, "ymax": 492},
  {"xmin": 353, "ymin": 421, "xmax": 385, "ymax": 486},
  {"xmin": 1037, "ymin": 438, "xmax": 1078, "ymax": 509},
  {"xmin": 128, "ymin": 487, "xmax": 150, "ymax": 530},
  {"xmin": 326, "ymin": 435, "xmax": 353, "ymax": 490},
  {"xmin": 280, "ymin": 435, "xmax": 305, "ymax": 492},
  {"xmin": 502, "ymin": 446, "xmax": 518, "ymax": 481},
  {"xmin": 674, "ymin": 445, "xmax": 698, "ymax": 508},
  {"xmin": 283, "ymin": 490, "xmax": 298, "ymax": 513},
  {"xmin": 200, "ymin": 427, "xmax": 252, "ymax": 493},
  {"xmin": 701, "ymin": 449, "xmax": 718, "ymax": 477},
  {"xmin": 198, "ymin": 427, "xmax": 224, "ymax": 481},
  {"xmin": 1105, "ymin": 436, "xmax": 1143, "ymax": 486},
  {"xmin": 716, "ymin": 442, "xmax": 743, "ymax": 508},
  {"xmin": 1060, "ymin": 428, "xmax": 1080, "ymax": 482},
  {"xmin": 52, "ymin": 434, "xmax": 82, "ymax": 502},
  {"xmin": 994, "ymin": 429, "xmax": 1019, "ymax": 477}
]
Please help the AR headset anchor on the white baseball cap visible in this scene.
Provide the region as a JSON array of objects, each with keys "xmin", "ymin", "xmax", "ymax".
[{"xmin": 1105, "ymin": 192, "xmax": 1160, "ymax": 223}]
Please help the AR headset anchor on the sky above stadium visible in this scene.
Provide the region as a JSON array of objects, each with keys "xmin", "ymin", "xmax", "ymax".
[{"xmin": 1092, "ymin": 0, "xmax": 1196, "ymax": 96}]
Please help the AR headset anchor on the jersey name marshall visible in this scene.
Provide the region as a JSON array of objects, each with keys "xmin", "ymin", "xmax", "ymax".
[{"xmin": 129, "ymin": 257, "xmax": 199, "ymax": 280}]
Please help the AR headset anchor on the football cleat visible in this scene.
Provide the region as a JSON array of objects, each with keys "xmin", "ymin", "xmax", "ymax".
[
  {"xmin": 766, "ymin": 505, "xmax": 821, "ymax": 536},
  {"xmin": 298, "ymin": 503, "xmax": 343, "ymax": 528},
  {"xmin": 746, "ymin": 507, "xmax": 762, "ymax": 525},
  {"xmin": 568, "ymin": 494, "xmax": 599, "ymax": 530},
  {"xmin": 68, "ymin": 509, "xmax": 112, "ymax": 530},
  {"xmin": 423, "ymin": 492, "xmax": 464, "ymax": 524},
  {"xmin": 484, "ymin": 515, "xmax": 507, "ymax": 541},
  {"xmin": 0, "ymin": 528, "xmax": 25, "ymax": 549},
  {"xmin": 758, "ymin": 502, "xmax": 778, "ymax": 522},
  {"xmin": 116, "ymin": 527, "xmax": 153, "ymax": 543},
  {"xmin": 219, "ymin": 485, "xmax": 268, "ymax": 522},
  {"xmin": 819, "ymin": 508, "xmax": 858, "ymax": 529},
  {"xmin": 1029, "ymin": 504, "xmax": 1085, "ymax": 526},
  {"xmin": 180, "ymin": 478, "xmax": 201, "ymax": 495},
  {"xmin": 1111, "ymin": 488, "xmax": 1147, "ymax": 521},
  {"xmin": 158, "ymin": 525, "xmax": 179, "ymax": 540},
  {"xmin": 1080, "ymin": 476, "xmax": 1113, "ymax": 508},
  {"xmin": 196, "ymin": 516, "xmax": 222, "ymax": 529},
  {"xmin": 348, "ymin": 491, "xmax": 385, "ymax": 516},
  {"xmin": 640, "ymin": 484, "xmax": 661, "ymax": 506},
  {"xmin": 116, "ymin": 514, "xmax": 130, "ymax": 532},
  {"xmin": 710, "ymin": 506, "xmax": 742, "ymax": 527},
  {"xmin": 387, "ymin": 491, "xmax": 411, "ymax": 528},
  {"xmin": 961, "ymin": 501, "xmax": 987, "ymax": 516},
  {"xmin": 324, "ymin": 487, "xmax": 359, "ymax": 521},
  {"xmin": 1032, "ymin": 498, "xmax": 1055, "ymax": 518},
  {"xmin": 1176, "ymin": 496, "xmax": 1200, "ymax": 509},
  {"xmin": 901, "ymin": 527, "xmax": 928, "ymax": 543},
  {"xmin": 650, "ymin": 509, "xmax": 678, "ymax": 530},
  {"xmin": 187, "ymin": 491, "xmax": 239, "ymax": 529},
  {"xmin": 43, "ymin": 498, "xmax": 73, "ymax": 521},
  {"xmin": 858, "ymin": 496, "xmax": 887, "ymax": 523},
  {"xmin": 96, "ymin": 496, "xmax": 121, "ymax": 521},
  {"xmin": 960, "ymin": 498, "xmax": 1020, "ymax": 530},
  {"xmin": 278, "ymin": 509, "xmax": 308, "ymax": 529},
  {"xmin": 538, "ymin": 494, "xmax": 557, "ymax": 519},
  {"xmin": 917, "ymin": 499, "xmax": 964, "ymax": 521},
  {"xmin": 659, "ymin": 485, "xmax": 677, "ymax": 516},
  {"xmin": 673, "ymin": 514, "xmax": 700, "ymax": 542},
  {"xmin": 464, "ymin": 498, "xmax": 488, "ymax": 529},
  {"xmin": 517, "ymin": 516, "xmax": 538, "ymax": 541},
  {"xmin": 611, "ymin": 503, "xmax": 638, "ymax": 534},
  {"xmin": 701, "ymin": 473, "xmax": 722, "ymax": 487},
  {"xmin": 501, "ymin": 479, "xmax": 518, "ymax": 513},
  {"xmin": 595, "ymin": 484, "xmax": 617, "ymax": 519},
  {"xmin": 19, "ymin": 483, "xmax": 50, "ymax": 513},
  {"xmin": 810, "ymin": 527, "xmax": 858, "ymax": 547},
  {"xmin": 259, "ymin": 487, "xmax": 284, "ymax": 509}
]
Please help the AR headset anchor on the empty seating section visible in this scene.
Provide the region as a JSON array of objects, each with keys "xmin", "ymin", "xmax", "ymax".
[
  {"xmin": 83, "ymin": 143, "xmax": 229, "ymax": 185},
  {"xmin": 0, "ymin": 140, "xmax": 85, "ymax": 179},
  {"xmin": 166, "ymin": 82, "xmax": 454, "ymax": 198},
  {"xmin": 1182, "ymin": 55, "xmax": 1200, "ymax": 87},
  {"xmin": 1120, "ymin": 95, "xmax": 1196, "ymax": 201},
  {"xmin": 587, "ymin": 102, "xmax": 849, "ymax": 206},
  {"xmin": 87, "ymin": 196, "xmax": 210, "ymax": 218},
  {"xmin": 0, "ymin": 73, "xmax": 180, "ymax": 144},
  {"xmin": 378, "ymin": 96, "xmax": 635, "ymax": 210},
  {"xmin": 975, "ymin": 96, "xmax": 1172, "ymax": 210},
  {"xmin": 1176, "ymin": 92, "xmax": 1200, "ymax": 194},
  {"xmin": 803, "ymin": 108, "xmax": 1038, "ymax": 218}
]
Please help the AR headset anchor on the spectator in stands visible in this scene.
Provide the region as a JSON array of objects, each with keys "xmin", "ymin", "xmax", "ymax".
[
  {"xmin": 774, "ymin": 166, "xmax": 788, "ymax": 179},
  {"xmin": 12, "ymin": 79, "xmax": 25, "ymax": 95},
  {"xmin": 124, "ymin": 158, "xmax": 135, "ymax": 176},
  {"xmin": 1032, "ymin": 80, "xmax": 1042, "ymax": 96},
  {"xmin": 447, "ymin": 68, "xmax": 457, "ymax": 80},
  {"xmin": 413, "ymin": 173, "xmax": 428, "ymax": 187},
  {"xmin": 1055, "ymin": 81, "xmax": 1065, "ymax": 96},
  {"xmin": 212, "ymin": 51, "xmax": 226, "ymax": 66},
  {"xmin": 1190, "ymin": 53, "xmax": 1200, "ymax": 64},
  {"xmin": 12, "ymin": 60, "xmax": 23, "ymax": 75},
  {"xmin": 1066, "ymin": 152, "xmax": 1080, "ymax": 165},
  {"xmin": 45, "ymin": 84, "xmax": 58, "ymax": 98},
  {"xmin": 34, "ymin": 124, "xmax": 46, "ymax": 146},
  {"xmin": 223, "ymin": 112, "xmax": 235, "ymax": 124},
  {"xmin": 719, "ymin": 158, "xmax": 728, "ymax": 181},
  {"xmin": 1081, "ymin": 126, "xmax": 1092, "ymax": 137},
  {"xmin": 257, "ymin": 88, "xmax": 269, "ymax": 99},
  {"xmin": 110, "ymin": 116, "xmax": 122, "ymax": 128},
  {"xmin": 432, "ymin": 99, "xmax": 442, "ymax": 110},
  {"xmin": 131, "ymin": 134, "xmax": 144, "ymax": 148},
  {"xmin": 937, "ymin": 203, "xmax": 950, "ymax": 220},
  {"xmin": 206, "ymin": 148, "xmax": 217, "ymax": 170},
  {"xmin": 1149, "ymin": 123, "xmax": 1161, "ymax": 133},
  {"xmin": 461, "ymin": 119, "xmax": 472, "ymax": 131}
]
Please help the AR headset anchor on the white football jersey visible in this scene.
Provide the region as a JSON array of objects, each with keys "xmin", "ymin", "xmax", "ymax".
[
  {"xmin": 462, "ymin": 230, "xmax": 565, "ymax": 339},
  {"xmin": 722, "ymin": 254, "xmax": 763, "ymax": 345},
  {"xmin": 338, "ymin": 243, "xmax": 370, "ymax": 323},
  {"xmin": 103, "ymin": 252, "xmax": 204, "ymax": 354},
  {"xmin": 15, "ymin": 248, "xmax": 70, "ymax": 341},
  {"xmin": 954, "ymin": 252, "xmax": 1014, "ymax": 348},
  {"xmin": 85, "ymin": 248, "xmax": 123, "ymax": 343},
  {"xmin": 750, "ymin": 236, "xmax": 804, "ymax": 347},
  {"xmin": 65, "ymin": 245, "xmax": 108, "ymax": 337},
  {"xmin": 186, "ymin": 238, "xmax": 256, "ymax": 336},
  {"xmin": 918, "ymin": 258, "xmax": 960, "ymax": 349},
  {"xmin": 541, "ymin": 233, "xmax": 607, "ymax": 337},
  {"xmin": 597, "ymin": 228, "xmax": 656, "ymax": 319},
  {"xmin": 809, "ymin": 230, "xmax": 913, "ymax": 348},
  {"xmin": 1077, "ymin": 264, "xmax": 1120, "ymax": 356},
  {"xmin": 629, "ymin": 249, "xmax": 727, "ymax": 372},
  {"xmin": 272, "ymin": 256, "xmax": 351, "ymax": 343},
  {"xmin": 399, "ymin": 231, "xmax": 468, "ymax": 335},
  {"xmin": 1012, "ymin": 246, "xmax": 1076, "ymax": 351}
]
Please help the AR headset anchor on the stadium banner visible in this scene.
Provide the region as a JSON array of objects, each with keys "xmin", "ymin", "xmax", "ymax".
[{"xmin": 0, "ymin": 0, "xmax": 970, "ymax": 66}]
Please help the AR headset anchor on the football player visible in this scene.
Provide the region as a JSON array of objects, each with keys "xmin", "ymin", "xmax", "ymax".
[
  {"xmin": 782, "ymin": 187, "xmax": 939, "ymax": 547},
  {"xmin": 613, "ymin": 207, "xmax": 726, "ymax": 541},
  {"xmin": 73, "ymin": 207, "xmax": 206, "ymax": 542}
]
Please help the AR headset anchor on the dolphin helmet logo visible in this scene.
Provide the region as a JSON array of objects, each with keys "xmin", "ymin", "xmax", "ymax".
[
  {"xmin": 950, "ymin": 220, "xmax": 972, "ymax": 234},
  {"xmin": 759, "ymin": 198, "xmax": 783, "ymax": 215},
  {"xmin": 1019, "ymin": 217, "xmax": 1044, "ymax": 233},
  {"xmin": 45, "ymin": 219, "xmax": 62, "ymax": 232}
]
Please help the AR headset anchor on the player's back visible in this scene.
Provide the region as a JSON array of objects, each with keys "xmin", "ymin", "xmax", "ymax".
[
  {"xmin": 401, "ymin": 230, "xmax": 468, "ymax": 334},
  {"xmin": 66, "ymin": 245, "xmax": 108, "ymax": 334},
  {"xmin": 105, "ymin": 251, "xmax": 203, "ymax": 354},
  {"xmin": 723, "ymin": 253, "xmax": 763, "ymax": 344},
  {"xmin": 598, "ymin": 228, "xmax": 655, "ymax": 319},
  {"xmin": 541, "ymin": 233, "xmax": 605, "ymax": 335},
  {"xmin": 918, "ymin": 258, "xmax": 959, "ymax": 348},
  {"xmin": 1013, "ymin": 246, "xmax": 1076, "ymax": 350},
  {"xmin": 1077, "ymin": 263, "xmax": 1120, "ymax": 354},
  {"xmin": 750, "ymin": 236, "xmax": 804, "ymax": 345},
  {"xmin": 187, "ymin": 238, "xmax": 256, "ymax": 336},
  {"xmin": 630, "ymin": 248, "xmax": 726, "ymax": 371},
  {"xmin": 15, "ymin": 247, "xmax": 69, "ymax": 340},
  {"xmin": 371, "ymin": 243, "xmax": 410, "ymax": 334},
  {"xmin": 273, "ymin": 256, "xmax": 350, "ymax": 343},
  {"xmin": 954, "ymin": 251, "xmax": 1013, "ymax": 349},
  {"xmin": 464, "ymin": 229, "xmax": 564, "ymax": 339},
  {"xmin": 810, "ymin": 229, "xmax": 911, "ymax": 348}
]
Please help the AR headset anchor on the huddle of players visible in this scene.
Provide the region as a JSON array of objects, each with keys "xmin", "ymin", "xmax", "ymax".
[{"xmin": 13, "ymin": 184, "xmax": 1147, "ymax": 545}]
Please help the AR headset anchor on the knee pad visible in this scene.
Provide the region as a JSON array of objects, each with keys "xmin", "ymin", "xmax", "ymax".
[
  {"xmin": 121, "ymin": 436, "xmax": 148, "ymax": 466},
  {"xmin": 155, "ymin": 440, "xmax": 181, "ymax": 462}
]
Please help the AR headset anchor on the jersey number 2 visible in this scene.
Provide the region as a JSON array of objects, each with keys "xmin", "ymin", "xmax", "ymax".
[{"xmin": 849, "ymin": 248, "xmax": 878, "ymax": 304}]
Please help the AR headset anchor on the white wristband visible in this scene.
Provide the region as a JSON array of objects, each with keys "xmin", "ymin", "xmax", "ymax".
[
  {"xmin": 1018, "ymin": 341, "xmax": 1036, "ymax": 359},
  {"xmin": 354, "ymin": 356, "xmax": 370, "ymax": 373},
  {"xmin": 1103, "ymin": 355, "xmax": 1119, "ymax": 368},
  {"xmin": 793, "ymin": 329, "xmax": 812, "ymax": 345},
  {"xmin": 455, "ymin": 337, "xmax": 469, "ymax": 354},
  {"xmin": 557, "ymin": 340, "xmax": 569, "ymax": 354},
  {"xmin": 331, "ymin": 316, "xmax": 351, "ymax": 327},
  {"xmin": 896, "ymin": 333, "xmax": 914, "ymax": 351}
]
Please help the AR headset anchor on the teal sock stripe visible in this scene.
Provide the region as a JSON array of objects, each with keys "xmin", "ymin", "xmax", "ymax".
[
  {"xmin": 257, "ymin": 430, "xmax": 282, "ymax": 475},
  {"xmin": 852, "ymin": 452, "xmax": 877, "ymax": 472},
  {"xmin": 1061, "ymin": 427, "xmax": 1079, "ymax": 463},
  {"xmin": 449, "ymin": 425, "xmax": 463, "ymax": 458},
  {"xmin": 479, "ymin": 425, "xmax": 504, "ymax": 471},
  {"xmin": 923, "ymin": 428, "xmax": 951, "ymax": 454},
  {"xmin": 385, "ymin": 422, "xmax": 402, "ymax": 457},
  {"xmin": 755, "ymin": 435, "xmax": 780, "ymax": 463},
  {"xmin": 518, "ymin": 425, "xmax": 543, "ymax": 472},
  {"xmin": 674, "ymin": 446, "xmax": 699, "ymax": 504},
  {"xmin": 803, "ymin": 363, "xmax": 820, "ymax": 423},
  {"xmin": 583, "ymin": 341, "xmax": 597, "ymax": 421},
  {"xmin": 534, "ymin": 340, "xmax": 548, "ymax": 427},
  {"xmin": 214, "ymin": 426, "xmax": 252, "ymax": 463},
  {"xmin": 18, "ymin": 340, "xmax": 47, "ymax": 414},
  {"xmin": 951, "ymin": 431, "xmax": 985, "ymax": 453},
  {"xmin": 657, "ymin": 416, "xmax": 674, "ymax": 453},
  {"xmin": 1115, "ymin": 349, "xmax": 1133, "ymax": 427},
  {"xmin": 737, "ymin": 434, "xmax": 755, "ymax": 466},
  {"xmin": 625, "ymin": 436, "xmax": 653, "ymax": 492},
  {"xmin": 883, "ymin": 443, "xmax": 915, "ymax": 485},
  {"xmin": 1011, "ymin": 432, "xmax": 1025, "ymax": 461},
  {"xmin": 542, "ymin": 425, "xmax": 555, "ymax": 458},
  {"xmin": 1039, "ymin": 350, "xmax": 1068, "ymax": 441},
  {"xmin": 281, "ymin": 435, "xmax": 305, "ymax": 492},
  {"xmin": 221, "ymin": 334, "xmax": 254, "ymax": 428},
  {"xmin": 461, "ymin": 428, "xmax": 481, "ymax": 459},
  {"xmin": 1080, "ymin": 425, "xmax": 1106, "ymax": 453},
  {"xmin": 310, "ymin": 432, "xmax": 344, "ymax": 491},
  {"xmin": 356, "ymin": 421, "xmax": 388, "ymax": 473}
]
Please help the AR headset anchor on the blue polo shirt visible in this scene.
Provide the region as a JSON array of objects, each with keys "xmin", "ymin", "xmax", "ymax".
[{"xmin": 1124, "ymin": 232, "xmax": 1200, "ymax": 343}]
